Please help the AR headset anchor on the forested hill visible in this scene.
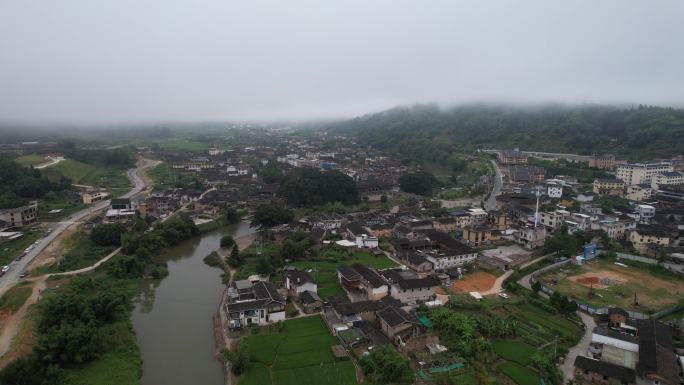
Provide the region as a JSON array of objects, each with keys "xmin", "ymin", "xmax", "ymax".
[{"xmin": 330, "ymin": 104, "xmax": 684, "ymax": 163}]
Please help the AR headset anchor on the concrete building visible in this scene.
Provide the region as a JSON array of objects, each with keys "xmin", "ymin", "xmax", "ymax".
[
  {"xmin": 616, "ymin": 162, "xmax": 673, "ymax": 186},
  {"xmin": 381, "ymin": 269, "xmax": 440, "ymax": 304},
  {"xmin": 625, "ymin": 185, "xmax": 653, "ymax": 201},
  {"xmin": 226, "ymin": 280, "xmax": 286, "ymax": 329},
  {"xmin": 539, "ymin": 209, "xmax": 571, "ymax": 231},
  {"xmin": 284, "ymin": 269, "xmax": 317, "ymax": 296},
  {"xmin": 593, "ymin": 179, "xmax": 625, "ymax": 196},
  {"xmin": 651, "ymin": 171, "xmax": 684, "ymax": 190},
  {"xmin": 462, "ymin": 226, "xmax": 492, "ymax": 247},
  {"xmin": 635, "ymin": 204, "xmax": 655, "ymax": 224},
  {"xmin": 599, "ymin": 220, "xmax": 626, "ymax": 240},
  {"xmin": 82, "ymin": 189, "xmax": 109, "ymax": 204},
  {"xmin": 498, "ymin": 149, "xmax": 527, "ymax": 165},
  {"xmin": 0, "ymin": 202, "xmax": 38, "ymax": 228},
  {"xmin": 588, "ymin": 154, "xmax": 625, "ymax": 170}
]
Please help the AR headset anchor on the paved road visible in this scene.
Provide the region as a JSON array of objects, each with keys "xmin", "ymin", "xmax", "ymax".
[
  {"xmin": 561, "ymin": 312, "xmax": 596, "ymax": 381},
  {"xmin": 34, "ymin": 156, "xmax": 65, "ymax": 169},
  {"xmin": 485, "ymin": 160, "xmax": 503, "ymax": 211},
  {"xmin": 0, "ymin": 158, "xmax": 157, "ymax": 296}
]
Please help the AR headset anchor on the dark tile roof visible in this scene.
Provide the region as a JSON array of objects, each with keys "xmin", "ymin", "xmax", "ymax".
[
  {"xmin": 636, "ymin": 319, "xmax": 679, "ymax": 385},
  {"xmin": 346, "ymin": 221, "xmax": 367, "ymax": 236},
  {"xmin": 381, "ymin": 269, "xmax": 440, "ymax": 290},
  {"xmin": 573, "ymin": 356, "xmax": 635, "ymax": 383},
  {"xmin": 377, "ymin": 306, "xmax": 420, "ymax": 327},
  {"xmin": 300, "ymin": 290, "xmax": 321, "ymax": 304},
  {"xmin": 285, "ymin": 270, "xmax": 315, "ymax": 286},
  {"xmin": 337, "ymin": 265, "xmax": 361, "ymax": 281},
  {"xmin": 422, "ymin": 230, "xmax": 476, "ymax": 255},
  {"xmin": 351, "ymin": 264, "xmax": 387, "ymax": 288},
  {"xmin": 331, "ymin": 296, "xmax": 401, "ymax": 316}
]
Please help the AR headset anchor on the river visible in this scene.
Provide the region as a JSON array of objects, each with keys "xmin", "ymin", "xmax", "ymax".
[{"xmin": 132, "ymin": 221, "xmax": 254, "ymax": 385}]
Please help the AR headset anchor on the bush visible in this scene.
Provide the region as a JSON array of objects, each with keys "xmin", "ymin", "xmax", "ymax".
[
  {"xmin": 220, "ymin": 235, "xmax": 235, "ymax": 248},
  {"xmin": 90, "ymin": 223, "xmax": 127, "ymax": 246}
]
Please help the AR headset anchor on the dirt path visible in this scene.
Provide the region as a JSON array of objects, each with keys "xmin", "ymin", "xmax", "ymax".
[
  {"xmin": 561, "ymin": 312, "xmax": 595, "ymax": 381},
  {"xmin": 481, "ymin": 270, "xmax": 513, "ymax": 296},
  {"xmin": 0, "ymin": 278, "xmax": 47, "ymax": 359}
]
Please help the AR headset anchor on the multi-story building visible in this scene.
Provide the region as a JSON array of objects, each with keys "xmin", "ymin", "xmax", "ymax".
[
  {"xmin": 226, "ymin": 280, "xmax": 285, "ymax": 329},
  {"xmin": 629, "ymin": 226, "xmax": 671, "ymax": 254},
  {"xmin": 587, "ymin": 154, "xmax": 626, "ymax": 170},
  {"xmin": 616, "ymin": 162, "xmax": 673, "ymax": 186},
  {"xmin": 539, "ymin": 209, "xmax": 571, "ymax": 231},
  {"xmin": 498, "ymin": 149, "xmax": 527, "ymax": 165},
  {"xmin": 546, "ymin": 182, "xmax": 563, "ymax": 198},
  {"xmin": 593, "ymin": 178, "xmax": 625, "ymax": 196},
  {"xmin": 0, "ymin": 202, "xmax": 38, "ymax": 228},
  {"xmin": 81, "ymin": 189, "xmax": 109, "ymax": 204},
  {"xmin": 651, "ymin": 171, "xmax": 684, "ymax": 190},
  {"xmin": 599, "ymin": 220, "xmax": 626, "ymax": 239},
  {"xmin": 625, "ymin": 185, "xmax": 652, "ymax": 201},
  {"xmin": 635, "ymin": 204, "xmax": 655, "ymax": 224}
]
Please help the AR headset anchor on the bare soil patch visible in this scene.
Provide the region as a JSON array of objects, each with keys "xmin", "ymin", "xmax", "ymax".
[{"xmin": 451, "ymin": 271, "xmax": 497, "ymax": 293}]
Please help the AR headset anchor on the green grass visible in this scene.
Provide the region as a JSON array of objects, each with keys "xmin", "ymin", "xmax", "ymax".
[
  {"xmin": 46, "ymin": 232, "xmax": 116, "ymax": 273},
  {"xmin": 287, "ymin": 249, "xmax": 398, "ymax": 299},
  {"xmin": 15, "ymin": 154, "xmax": 47, "ymax": 166},
  {"xmin": 273, "ymin": 361, "xmax": 358, "ymax": 385},
  {"xmin": 0, "ymin": 229, "xmax": 43, "ymax": 266},
  {"xmin": 498, "ymin": 362, "xmax": 539, "ymax": 385},
  {"xmin": 0, "ymin": 284, "xmax": 32, "ymax": 313},
  {"xmin": 491, "ymin": 340, "xmax": 536, "ymax": 366},
  {"xmin": 238, "ymin": 363, "xmax": 272, "ymax": 385},
  {"xmin": 245, "ymin": 333, "xmax": 286, "ymax": 365},
  {"xmin": 41, "ymin": 159, "xmax": 130, "ymax": 197},
  {"xmin": 239, "ymin": 316, "xmax": 358, "ymax": 385},
  {"xmin": 157, "ymin": 138, "xmax": 211, "ymax": 152}
]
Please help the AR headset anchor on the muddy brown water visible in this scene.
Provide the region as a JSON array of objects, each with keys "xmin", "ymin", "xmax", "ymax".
[{"xmin": 132, "ymin": 221, "xmax": 254, "ymax": 385}]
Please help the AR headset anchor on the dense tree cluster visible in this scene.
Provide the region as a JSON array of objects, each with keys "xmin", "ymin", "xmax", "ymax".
[
  {"xmin": 399, "ymin": 171, "xmax": 440, "ymax": 196},
  {"xmin": 550, "ymin": 292, "xmax": 579, "ymax": 314},
  {"xmin": 60, "ymin": 140, "xmax": 134, "ymax": 168},
  {"xmin": 429, "ymin": 308, "xmax": 489, "ymax": 357},
  {"xmin": 0, "ymin": 277, "xmax": 133, "ymax": 384},
  {"xmin": 277, "ymin": 167, "xmax": 360, "ymax": 207},
  {"xmin": 90, "ymin": 223, "xmax": 127, "ymax": 246},
  {"xmin": 542, "ymin": 230, "xmax": 592, "ymax": 258},
  {"xmin": 250, "ymin": 205, "xmax": 294, "ymax": 229},
  {"xmin": 0, "ymin": 157, "xmax": 71, "ymax": 209},
  {"xmin": 333, "ymin": 104, "xmax": 684, "ymax": 163},
  {"xmin": 359, "ymin": 345, "xmax": 413, "ymax": 384}
]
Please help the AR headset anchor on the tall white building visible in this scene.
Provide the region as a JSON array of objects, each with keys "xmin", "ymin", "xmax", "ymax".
[
  {"xmin": 616, "ymin": 162, "xmax": 673, "ymax": 186},
  {"xmin": 651, "ymin": 171, "xmax": 684, "ymax": 190}
]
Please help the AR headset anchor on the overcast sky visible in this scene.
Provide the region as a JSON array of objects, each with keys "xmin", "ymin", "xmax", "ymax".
[{"xmin": 1, "ymin": 0, "xmax": 683, "ymax": 125}]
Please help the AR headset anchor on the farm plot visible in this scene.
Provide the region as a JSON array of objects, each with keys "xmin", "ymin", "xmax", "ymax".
[
  {"xmin": 539, "ymin": 259, "xmax": 684, "ymax": 312},
  {"xmin": 238, "ymin": 316, "xmax": 359, "ymax": 385}
]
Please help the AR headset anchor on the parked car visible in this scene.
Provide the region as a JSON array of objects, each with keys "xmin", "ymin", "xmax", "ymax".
[
  {"xmin": 498, "ymin": 292, "xmax": 510, "ymax": 299},
  {"xmin": 19, "ymin": 271, "xmax": 28, "ymax": 278}
]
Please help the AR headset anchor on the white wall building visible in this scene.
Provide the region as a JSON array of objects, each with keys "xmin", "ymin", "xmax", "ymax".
[{"xmin": 616, "ymin": 162, "xmax": 673, "ymax": 186}]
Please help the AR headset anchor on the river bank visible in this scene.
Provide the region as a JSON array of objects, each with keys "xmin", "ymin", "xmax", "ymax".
[{"xmin": 132, "ymin": 221, "xmax": 255, "ymax": 385}]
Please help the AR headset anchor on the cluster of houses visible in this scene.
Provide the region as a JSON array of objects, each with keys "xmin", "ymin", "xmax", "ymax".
[
  {"xmin": 492, "ymin": 150, "xmax": 684, "ymax": 259},
  {"xmin": 573, "ymin": 308, "xmax": 679, "ymax": 385}
]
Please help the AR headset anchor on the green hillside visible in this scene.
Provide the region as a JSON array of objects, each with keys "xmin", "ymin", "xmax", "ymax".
[{"xmin": 332, "ymin": 104, "xmax": 684, "ymax": 163}]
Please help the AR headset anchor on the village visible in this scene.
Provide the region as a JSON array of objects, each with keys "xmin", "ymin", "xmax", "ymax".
[{"xmin": 2, "ymin": 133, "xmax": 684, "ymax": 385}]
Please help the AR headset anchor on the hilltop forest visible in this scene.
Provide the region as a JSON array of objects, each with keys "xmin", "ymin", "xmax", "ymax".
[{"xmin": 331, "ymin": 104, "xmax": 684, "ymax": 164}]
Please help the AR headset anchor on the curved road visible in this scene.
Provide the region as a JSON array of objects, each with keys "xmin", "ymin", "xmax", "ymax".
[
  {"xmin": 515, "ymin": 256, "xmax": 597, "ymax": 382},
  {"xmin": 485, "ymin": 160, "xmax": 503, "ymax": 211},
  {"xmin": 0, "ymin": 158, "xmax": 158, "ymax": 297}
]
